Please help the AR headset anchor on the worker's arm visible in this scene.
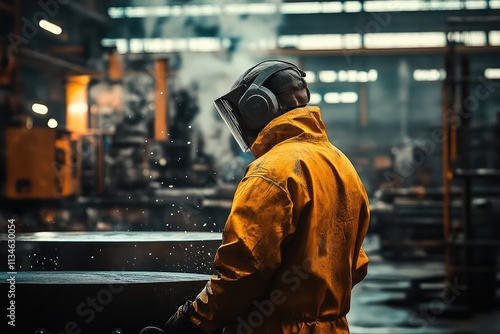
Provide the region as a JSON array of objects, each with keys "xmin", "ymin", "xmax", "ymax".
[
  {"xmin": 188, "ymin": 175, "xmax": 295, "ymax": 332},
  {"xmin": 352, "ymin": 247, "xmax": 369, "ymax": 287}
]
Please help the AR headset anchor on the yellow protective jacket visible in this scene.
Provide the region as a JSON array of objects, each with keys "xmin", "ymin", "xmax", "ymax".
[{"xmin": 191, "ymin": 106, "xmax": 370, "ymax": 333}]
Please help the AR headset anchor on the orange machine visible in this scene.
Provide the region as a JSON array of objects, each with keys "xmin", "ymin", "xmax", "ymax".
[{"xmin": 6, "ymin": 127, "xmax": 80, "ymax": 199}]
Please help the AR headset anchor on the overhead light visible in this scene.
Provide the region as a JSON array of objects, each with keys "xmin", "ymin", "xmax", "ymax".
[
  {"xmin": 344, "ymin": 34, "xmax": 362, "ymax": 49},
  {"xmin": 324, "ymin": 92, "xmax": 340, "ymax": 104},
  {"xmin": 448, "ymin": 31, "xmax": 486, "ymax": 46},
  {"xmin": 340, "ymin": 92, "xmax": 359, "ymax": 103},
  {"xmin": 304, "ymin": 71, "xmax": 316, "ymax": 83},
  {"xmin": 368, "ymin": 69, "xmax": 378, "ymax": 82},
  {"xmin": 280, "ymin": 2, "xmax": 322, "ymax": 14},
  {"xmin": 318, "ymin": 69, "xmax": 378, "ymax": 83},
  {"xmin": 47, "ymin": 118, "xmax": 58, "ymax": 128},
  {"xmin": 39, "ymin": 19, "xmax": 62, "ymax": 35},
  {"xmin": 484, "ymin": 68, "xmax": 500, "ymax": 79},
  {"xmin": 321, "ymin": 2, "xmax": 343, "ymax": 13},
  {"xmin": 491, "ymin": 0, "xmax": 500, "ymax": 9},
  {"xmin": 309, "ymin": 93, "xmax": 322, "ymax": 104},
  {"xmin": 413, "ymin": 69, "xmax": 446, "ymax": 81},
  {"xmin": 364, "ymin": 32, "xmax": 446, "ymax": 48},
  {"xmin": 108, "ymin": 1, "xmax": 491, "ymax": 19},
  {"xmin": 32, "ymin": 103, "xmax": 48, "ymax": 115},
  {"xmin": 296, "ymin": 34, "xmax": 343, "ymax": 50},
  {"xmin": 338, "ymin": 71, "xmax": 348, "ymax": 81},
  {"xmin": 319, "ymin": 70, "xmax": 337, "ymax": 83},
  {"xmin": 224, "ymin": 3, "xmax": 277, "ymax": 15},
  {"xmin": 465, "ymin": 0, "xmax": 487, "ymax": 9},
  {"xmin": 489, "ymin": 31, "xmax": 500, "ymax": 45},
  {"xmin": 357, "ymin": 71, "xmax": 369, "ymax": 82},
  {"xmin": 324, "ymin": 92, "xmax": 359, "ymax": 104},
  {"xmin": 344, "ymin": 1, "xmax": 362, "ymax": 12}
]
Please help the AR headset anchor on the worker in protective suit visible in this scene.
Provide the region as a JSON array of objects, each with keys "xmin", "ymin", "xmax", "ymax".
[{"xmin": 140, "ymin": 60, "xmax": 370, "ymax": 334}]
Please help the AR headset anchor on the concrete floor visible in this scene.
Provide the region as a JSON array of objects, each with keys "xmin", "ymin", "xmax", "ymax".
[{"xmin": 347, "ymin": 237, "xmax": 500, "ymax": 334}]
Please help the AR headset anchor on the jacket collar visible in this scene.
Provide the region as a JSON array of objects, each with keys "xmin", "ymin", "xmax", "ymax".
[{"xmin": 250, "ymin": 106, "xmax": 329, "ymax": 158}]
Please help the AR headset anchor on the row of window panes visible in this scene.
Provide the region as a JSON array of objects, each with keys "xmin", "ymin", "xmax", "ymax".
[{"xmin": 108, "ymin": 1, "xmax": 499, "ymax": 18}]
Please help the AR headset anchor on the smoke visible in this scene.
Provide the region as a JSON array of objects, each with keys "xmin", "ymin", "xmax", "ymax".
[{"xmin": 138, "ymin": 0, "xmax": 285, "ymax": 171}]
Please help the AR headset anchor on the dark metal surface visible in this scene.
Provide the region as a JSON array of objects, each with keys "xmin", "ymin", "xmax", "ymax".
[
  {"xmin": 0, "ymin": 271, "xmax": 209, "ymax": 333},
  {"xmin": 348, "ymin": 256, "xmax": 500, "ymax": 334},
  {"xmin": 0, "ymin": 231, "xmax": 222, "ymax": 274}
]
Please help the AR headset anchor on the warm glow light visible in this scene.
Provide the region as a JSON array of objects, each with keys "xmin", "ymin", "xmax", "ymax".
[
  {"xmin": 39, "ymin": 19, "xmax": 62, "ymax": 35},
  {"xmin": 47, "ymin": 118, "xmax": 58, "ymax": 128},
  {"xmin": 68, "ymin": 102, "xmax": 88, "ymax": 115},
  {"xmin": 32, "ymin": 103, "xmax": 48, "ymax": 115},
  {"xmin": 66, "ymin": 75, "xmax": 90, "ymax": 136}
]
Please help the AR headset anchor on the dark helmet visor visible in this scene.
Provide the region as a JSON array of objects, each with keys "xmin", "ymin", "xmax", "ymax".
[{"xmin": 213, "ymin": 85, "xmax": 257, "ymax": 152}]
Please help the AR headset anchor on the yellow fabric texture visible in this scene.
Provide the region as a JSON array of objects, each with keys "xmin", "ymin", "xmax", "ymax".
[{"xmin": 191, "ymin": 106, "xmax": 370, "ymax": 333}]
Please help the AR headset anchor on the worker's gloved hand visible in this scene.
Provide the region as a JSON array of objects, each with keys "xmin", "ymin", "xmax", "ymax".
[{"xmin": 164, "ymin": 300, "xmax": 206, "ymax": 334}]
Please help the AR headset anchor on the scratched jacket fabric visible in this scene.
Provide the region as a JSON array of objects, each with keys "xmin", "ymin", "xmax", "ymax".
[{"xmin": 190, "ymin": 106, "xmax": 370, "ymax": 333}]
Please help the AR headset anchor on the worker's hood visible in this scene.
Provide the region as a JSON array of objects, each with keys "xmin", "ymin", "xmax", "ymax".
[{"xmin": 250, "ymin": 106, "xmax": 328, "ymax": 158}]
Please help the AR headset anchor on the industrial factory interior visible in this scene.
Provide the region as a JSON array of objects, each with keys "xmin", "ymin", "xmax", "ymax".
[{"xmin": 1, "ymin": 0, "xmax": 500, "ymax": 333}]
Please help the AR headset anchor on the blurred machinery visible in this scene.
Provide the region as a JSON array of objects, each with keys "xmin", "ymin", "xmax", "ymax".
[
  {"xmin": 0, "ymin": 52, "xmax": 227, "ymax": 233},
  {"xmin": 6, "ymin": 127, "xmax": 79, "ymax": 198},
  {"xmin": 441, "ymin": 17, "xmax": 500, "ymax": 311},
  {"xmin": 371, "ymin": 17, "xmax": 500, "ymax": 314}
]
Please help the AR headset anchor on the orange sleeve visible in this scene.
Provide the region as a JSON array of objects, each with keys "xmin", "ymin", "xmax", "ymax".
[
  {"xmin": 190, "ymin": 175, "xmax": 294, "ymax": 332},
  {"xmin": 353, "ymin": 247, "xmax": 369, "ymax": 287}
]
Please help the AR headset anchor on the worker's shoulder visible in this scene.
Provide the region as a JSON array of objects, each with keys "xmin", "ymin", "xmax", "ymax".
[{"xmin": 246, "ymin": 141, "xmax": 327, "ymax": 178}]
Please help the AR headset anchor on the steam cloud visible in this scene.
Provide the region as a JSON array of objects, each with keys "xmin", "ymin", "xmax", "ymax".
[{"xmin": 133, "ymin": 0, "xmax": 286, "ymax": 171}]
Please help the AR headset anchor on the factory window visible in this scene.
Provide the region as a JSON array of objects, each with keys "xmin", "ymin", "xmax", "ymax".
[
  {"xmin": 319, "ymin": 70, "xmax": 337, "ymax": 83},
  {"xmin": 489, "ymin": 31, "xmax": 500, "ymax": 45},
  {"xmin": 413, "ymin": 69, "xmax": 447, "ymax": 81},
  {"xmin": 344, "ymin": 1, "xmax": 363, "ymax": 12},
  {"xmin": 280, "ymin": 2, "xmax": 323, "ymax": 14},
  {"xmin": 485, "ymin": 68, "xmax": 500, "ymax": 79},
  {"xmin": 364, "ymin": 32, "xmax": 447, "ymax": 48},
  {"xmin": 296, "ymin": 34, "xmax": 343, "ymax": 50},
  {"xmin": 490, "ymin": 0, "xmax": 500, "ymax": 8},
  {"xmin": 304, "ymin": 71, "xmax": 317, "ymax": 83},
  {"xmin": 318, "ymin": 70, "xmax": 378, "ymax": 83},
  {"xmin": 103, "ymin": 31, "xmax": 497, "ymax": 54},
  {"xmin": 108, "ymin": 1, "xmax": 495, "ymax": 18},
  {"xmin": 309, "ymin": 93, "xmax": 323, "ymax": 105},
  {"xmin": 447, "ymin": 31, "xmax": 487, "ymax": 46},
  {"xmin": 324, "ymin": 92, "xmax": 359, "ymax": 104}
]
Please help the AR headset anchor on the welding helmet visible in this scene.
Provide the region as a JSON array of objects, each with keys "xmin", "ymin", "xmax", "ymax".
[{"xmin": 214, "ymin": 60, "xmax": 310, "ymax": 152}]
